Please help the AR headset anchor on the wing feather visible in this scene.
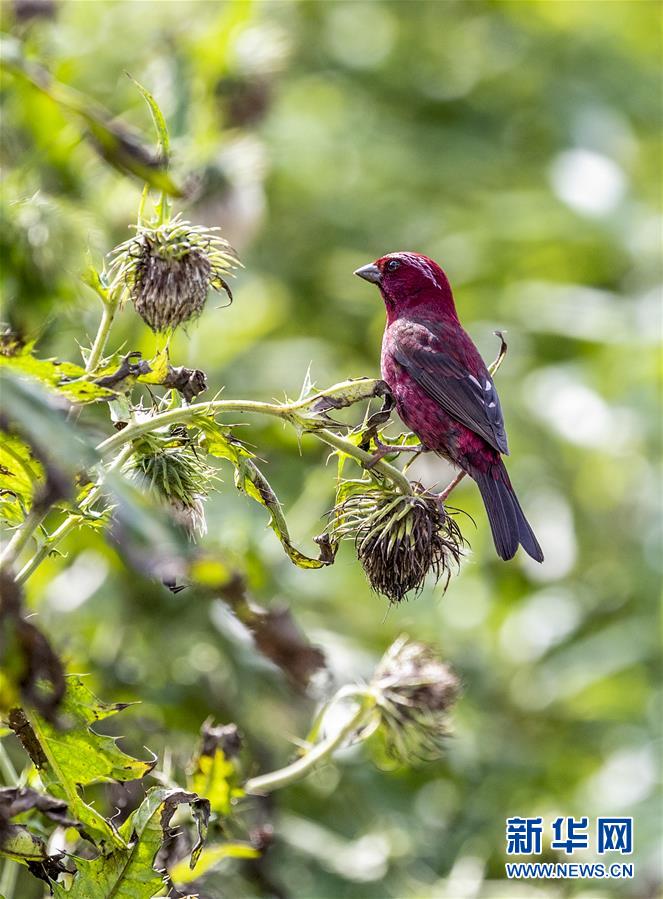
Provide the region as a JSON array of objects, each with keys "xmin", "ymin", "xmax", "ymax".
[{"xmin": 392, "ymin": 321, "xmax": 509, "ymax": 455}]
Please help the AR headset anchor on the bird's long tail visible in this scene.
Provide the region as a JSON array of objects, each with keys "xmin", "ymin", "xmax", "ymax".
[{"xmin": 473, "ymin": 463, "xmax": 543, "ymax": 562}]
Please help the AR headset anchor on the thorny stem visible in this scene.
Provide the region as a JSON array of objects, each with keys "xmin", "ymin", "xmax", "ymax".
[
  {"xmin": 96, "ymin": 398, "xmax": 413, "ymax": 494},
  {"xmin": 0, "ymin": 507, "xmax": 46, "ymax": 571},
  {"xmin": 15, "ymin": 445, "xmax": 133, "ymax": 585},
  {"xmin": 314, "ymin": 428, "xmax": 412, "ymax": 494},
  {"xmin": 244, "ymin": 692, "xmax": 376, "ymax": 795},
  {"xmin": 85, "ymin": 293, "xmax": 119, "ymax": 374}
]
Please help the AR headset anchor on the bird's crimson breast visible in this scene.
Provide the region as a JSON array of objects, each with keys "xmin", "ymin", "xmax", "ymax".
[{"xmin": 381, "ymin": 335, "xmax": 457, "ymax": 458}]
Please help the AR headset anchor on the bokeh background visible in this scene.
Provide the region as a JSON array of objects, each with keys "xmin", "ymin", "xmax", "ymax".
[{"xmin": 1, "ymin": 1, "xmax": 661, "ymax": 897}]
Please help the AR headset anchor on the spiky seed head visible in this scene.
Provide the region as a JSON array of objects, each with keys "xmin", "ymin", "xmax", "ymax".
[
  {"xmin": 108, "ymin": 216, "xmax": 238, "ymax": 332},
  {"xmin": 125, "ymin": 436, "xmax": 215, "ymax": 539},
  {"xmin": 371, "ymin": 635, "xmax": 460, "ymax": 762},
  {"xmin": 331, "ymin": 484, "xmax": 464, "ymax": 603}
]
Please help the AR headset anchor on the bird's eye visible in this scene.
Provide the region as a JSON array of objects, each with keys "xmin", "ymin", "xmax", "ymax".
[{"xmin": 386, "ymin": 259, "xmax": 401, "ymax": 272}]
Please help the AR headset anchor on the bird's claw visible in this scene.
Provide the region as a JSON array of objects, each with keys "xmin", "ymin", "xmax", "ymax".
[
  {"xmin": 364, "ymin": 441, "xmax": 395, "ymax": 469},
  {"xmin": 364, "ymin": 441, "xmax": 425, "ymax": 470},
  {"xmin": 437, "ymin": 471, "xmax": 466, "ymax": 502}
]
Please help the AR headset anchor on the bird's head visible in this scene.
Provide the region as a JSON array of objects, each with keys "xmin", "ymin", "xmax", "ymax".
[{"xmin": 354, "ymin": 252, "xmax": 458, "ymax": 320}]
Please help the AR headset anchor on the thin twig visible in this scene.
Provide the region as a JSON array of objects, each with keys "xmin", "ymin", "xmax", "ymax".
[
  {"xmin": 96, "ymin": 397, "xmax": 412, "ymax": 494},
  {"xmin": 15, "ymin": 445, "xmax": 132, "ymax": 585}
]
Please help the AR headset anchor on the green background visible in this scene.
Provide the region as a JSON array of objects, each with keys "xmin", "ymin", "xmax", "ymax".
[{"xmin": 1, "ymin": 1, "xmax": 660, "ymax": 897}]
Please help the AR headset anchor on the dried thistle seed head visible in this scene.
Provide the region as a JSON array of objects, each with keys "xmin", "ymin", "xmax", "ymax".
[
  {"xmin": 371, "ymin": 636, "xmax": 460, "ymax": 762},
  {"xmin": 108, "ymin": 216, "xmax": 238, "ymax": 332},
  {"xmin": 331, "ymin": 484, "xmax": 464, "ymax": 603},
  {"xmin": 125, "ymin": 441, "xmax": 214, "ymax": 539}
]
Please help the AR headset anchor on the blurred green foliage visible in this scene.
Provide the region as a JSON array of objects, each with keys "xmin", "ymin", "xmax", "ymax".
[{"xmin": 1, "ymin": 1, "xmax": 660, "ymax": 897}]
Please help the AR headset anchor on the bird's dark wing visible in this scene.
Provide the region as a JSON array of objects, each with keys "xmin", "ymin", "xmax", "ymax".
[{"xmin": 392, "ymin": 320, "xmax": 509, "ymax": 455}]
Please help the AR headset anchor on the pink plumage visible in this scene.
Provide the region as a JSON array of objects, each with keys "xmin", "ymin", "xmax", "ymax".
[{"xmin": 355, "ymin": 252, "xmax": 543, "ymax": 562}]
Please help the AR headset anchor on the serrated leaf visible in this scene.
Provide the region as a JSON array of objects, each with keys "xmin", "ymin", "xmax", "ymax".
[
  {"xmin": 53, "ymin": 788, "xmax": 209, "ymax": 899},
  {"xmin": 0, "ymin": 346, "xmax": 116, "ymax": 404},
  {"xmin": 0, "ymin": 823, "xmax": 53, "ymax": 865},
  {"xmin": 170, "ymin": 840, "xmax": 260, "ymax": 886},
  {"xmin": 0, "ymin": 432, "xmax": 44, "ymax": 525},
  {"xmin": 300, "ymin": 377, "xmax": 387, "ymax": 420},
  {"xmin": 10, "ymin": 677, "xmax": 153, "ymax": 847},
  {"xmin": 1, "ymin": 373, "xmax": 98, "ymax": 469}
]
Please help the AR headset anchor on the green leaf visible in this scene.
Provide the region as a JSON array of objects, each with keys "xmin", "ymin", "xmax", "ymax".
[
  {"xmin": 199, "ymin": 420, "xmax": 331, "ymax": 569},
  {"xmin": 186, "ymin": 723, "xmax": 242, "ymax": 817},
  {"xmin": 0, "ymin": 344, "xmax": 116, "ymax": 404},
  {"xmin": 126, "ymin": 75, "xmax": 170, "ymax": 162},
  {"xmin": 170, "ymin": 840, "xmax": 260, "ymax": 886},
  {"xmin": 0, "ymin": 372, "xmax": 100, "ymax": 494},
  {"xmin": 188, "ymin": 747, "xmax": 235, "ymax": 816},
  {"xmin": 53, "ymin": 788, "xmax": 209, "ymax": 899},
  {"xmin": 0, "ymin": 823, "xmax": 53, "ymax": 865},
  {"xmin": 0, "ymin": 433, "xmax": 43, "ymax": 526},
  {"xmin": 10, "ymin": 677, "xmax": 154, "ymax": 848},
  {"xmin": 136, "ymin": 349, "xmax": 170, "ymax": 386},
  {"xmin": 296, "ymin": 377, "xmax": 388, "ymax": 425}
]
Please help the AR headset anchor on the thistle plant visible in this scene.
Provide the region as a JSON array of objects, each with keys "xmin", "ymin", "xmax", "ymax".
[
  {"xmin": 107, "ymin": 215, "xmax": 238, "ymax": 332},
  {"xmin": 0, "ymin": 70, "xmax": 507, "ymax": 896},
  {"xmin": 330, "ymin": 481, "xmax": 464, "ymax": 602}
]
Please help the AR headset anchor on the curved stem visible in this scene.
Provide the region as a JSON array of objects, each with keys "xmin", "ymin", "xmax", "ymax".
[
  {"xmin": 15, "ymin": 514, "xmax": 76, "ymax": 586},
  {"xmin": 86, "ymin": 297, "xmax": 119, "ymax": 374},
  {"xmin": 314, "ymin": 428, "xmax": 411, "ymax": 494},
  {"xmin": 244, "ymin": 693, "xmax": 376, "ymax": 795},
  {"xmin": 96, "ymin": 400, "xmax": 412, "ymax": 494}
]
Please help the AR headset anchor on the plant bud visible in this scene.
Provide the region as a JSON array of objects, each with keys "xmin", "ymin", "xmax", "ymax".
[
  {"xmin": 108, "ymin": 216, "xmax": 238, "ymax": 332},
  {"xmin": 125, "ymin": 438, "xmax": 214, "ymax": 540}
]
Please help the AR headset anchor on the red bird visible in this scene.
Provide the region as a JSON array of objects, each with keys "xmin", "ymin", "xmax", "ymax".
[{"xmin": 355, "ymin": 252, "xmax": 543, "ymax": 562}]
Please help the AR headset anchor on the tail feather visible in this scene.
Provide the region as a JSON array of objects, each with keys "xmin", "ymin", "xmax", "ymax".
[{"xmin": 474, "ymin": 465, "xmax": 543, "ymax": 563}]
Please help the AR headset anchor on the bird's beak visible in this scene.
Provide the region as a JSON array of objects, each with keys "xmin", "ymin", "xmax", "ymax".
[{"xmin": 354, "ymin": 263, "xmax": 382, "ymax": 285}]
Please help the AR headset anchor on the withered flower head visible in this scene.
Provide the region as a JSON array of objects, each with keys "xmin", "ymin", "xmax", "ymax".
[
  {"xmin": 108, "ymin": 216, "xmax": 238, "ymax": 332},
  {"xmin": 125, "ymin": 434, "xmax": 215, "ymax": 539},
  {"xmin": 331, "ymin": 483, "xmax": 464, "ymax": 603},
  {"xmin": 370, "ymin": 635, "xmax": 460, "ymax": 762}
]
